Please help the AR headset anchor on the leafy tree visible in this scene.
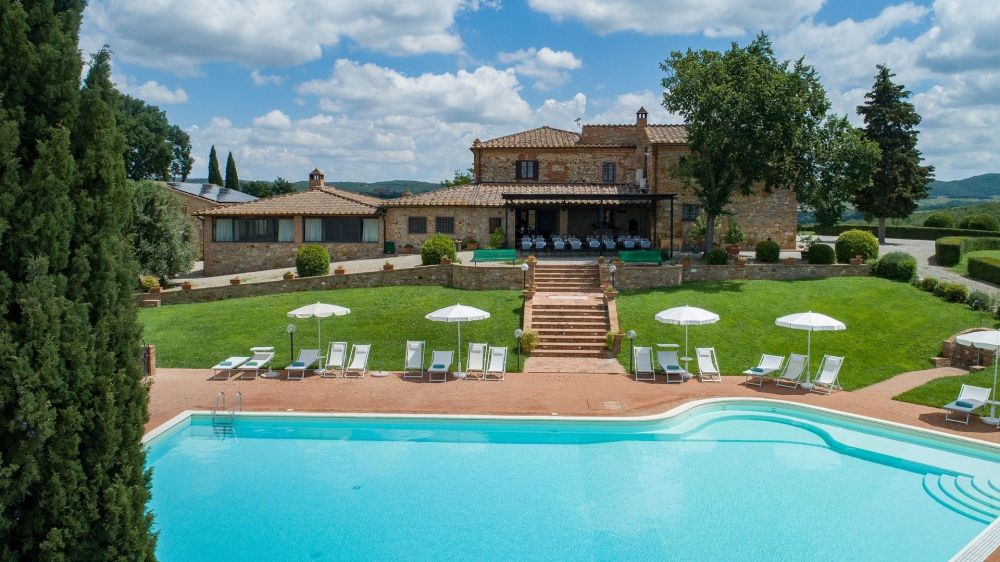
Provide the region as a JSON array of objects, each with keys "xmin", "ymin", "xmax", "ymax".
[
  {"xmin": 441, "ymin": 167, "xmax": 473, "ymax": 187},
  {"xmin": 854, "ymin": 65, "xmax": 934, "ymax": 243},
  {"xmin": 239, "ymin": 176, "xmax": 296, "ymax": 198},
  {"xmin": 797, "ymin": 116, "xmax": 881, "ymax": 227},
  {"xmin": 0, "ymin": 7, "xmax": 155, "ymax": 557},
  {"xmin": 113, "ymin": 92, "xmax": 172, "ymax": 180},
  {"xmin": 132, "ymin": 180, "xmax": 197, "ymax": 281},
  {"xmin": 224, "ymin": 151, "xmax": 239, "ymax": 189},
  {"xmin": 273, "ymin": 176, "xmax": 295, "ymax": 194},
  {"xmin": 661, "ymin": 34, "xmax": 829, "ymax": 252},
  {"xmin": 207, "ymin": 144, "xmax": 223, "ymax": 185},
  {"xmin": 168, "ymin": 124, "xmax": 193, "ymax": 180}
]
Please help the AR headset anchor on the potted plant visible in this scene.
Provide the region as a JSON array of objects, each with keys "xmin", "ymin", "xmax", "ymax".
[
  {"xmin": 181, "ymin": 281, "xmax": 193, "ymax": 291},
  {"xmin": 723, "ymin": 220, "xmax": 747, "ymax": 259},
  {"xmin": 334, "ymin": 265, "xmax": 346, "ymax": 276},
  {"xmin": 229, "ymin": 276, "xmax": 242, "ymax": 285},
  {"xmin": 526, "ymin": 255, "xmax": 538, "ymax": 266},
  {"xmin": 283, "ymin": 271, "xmax": 295, "ymax": 281},
  {"xmin": 463, "ymin": 237, "xmax": 479, "ymax": 251},
  {"xmin": 679, "ymin": 255, "xmax": 692, "ymax": 268},
  {"xmin": 383, "ymin": 261, "xmax": 394, "ymax": 271},
  {"xmin": 402, "ymin": 244, "xmax": 415, "ymax": 255},
  {"xmin": 440, "ymin": 256, "xmax": 453, "ymax": 265},
  {"xmin": 140, "ymin": 275, "xmax": 160, "ymax": 293},
  {"xmin": 604, "ymin": 284, "xmax": 619, "ymax": 300},
  {"xmin": 522, "ymin": 284, "xmax": 535, "ymax": 299},
  {"xmin": 849, "ymin": 255, "xmax": 864, "ymax": 265}
]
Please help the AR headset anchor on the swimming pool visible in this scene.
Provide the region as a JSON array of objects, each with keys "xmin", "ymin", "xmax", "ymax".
[{"xmin": 146, "ymin": 400, "xmax": 1000, "ymax": 561}]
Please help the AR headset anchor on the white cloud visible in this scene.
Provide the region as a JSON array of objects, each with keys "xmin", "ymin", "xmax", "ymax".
[
  {"xmin": 920, "ymin": 0, "xmax": 1000, "ymax": 72},
  {"xmin": 299, "ymin": 59, "xmax": 533, "ymax": 125},
  {"xmin": 589, "ymin": 91, "xmax": 683, "ymax": 125},
  {"xmin": 81, "ymin": 0, "xmax": 473, "ymax": 74},
  {"xmin": 527, "ymin": 0, "xmax": 823, "ymax": 37},
  {"xmin": 498, "ymin": 47, "xmax": 582, "ymax": 90},
  {"xmin": 113, "ymin": 75, "xmax": 188, "ymax": 104},
  {"xmin": 252, "ymin": 109, "xmax": 292, "ymax": 129},
  {"xmin": 250, "ymin": 70, "xmax": 283, "ymax": 87}
]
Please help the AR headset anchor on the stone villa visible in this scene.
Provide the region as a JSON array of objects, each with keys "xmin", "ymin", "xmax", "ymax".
[
  {"xmin": 196, "ymin": 109, "xmax": 797, "ymax": 276},
  {"xmin": 162, "ymin": 181, "xmax": 256, "ymax": 258}
]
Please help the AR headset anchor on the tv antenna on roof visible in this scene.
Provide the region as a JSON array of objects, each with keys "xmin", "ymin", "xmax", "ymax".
[{"xmin": 574, "ymin": 117, "xmax": 582, "ymax": 129}]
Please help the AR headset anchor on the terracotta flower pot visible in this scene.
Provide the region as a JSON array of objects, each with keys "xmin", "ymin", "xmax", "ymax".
[
  {"xmin": 440, "ymin": 257, "xmax": 453, "ymax": 265},
  {"xmin": 383, "ymin": 263, "xmax": 394, "ymax": 271},
  {"xmin": 334, "ymin": 267, "xmax": 346, "ymax": 276},
  {"xmin": 849, "ymin": 256, "xmax": 863, "ymax": 265},
  {"xmin": 781, "ymin": 257, "xmax": 798, "ymax": 265},
  {"xmin": 283, "ymin": 272, "xmax": 295, "ymax": 281},
  {"xmin": 181, "ymin": 282, "xmax": 193, "ymax": 291},
  {"xmin": 148, "ymin": 285, "xmax": 162, "ymax": 293},
  {"xmin": 229, "ymin": 278, "xmax": 241, "ymax": 285}
]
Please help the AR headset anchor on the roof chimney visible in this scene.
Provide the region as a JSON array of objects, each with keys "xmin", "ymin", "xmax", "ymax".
[
  {"xmin": 308, "ymin": 168, "xmax": 325, "ymax": 190},
  {"xmin": 636, "ymin": 106, "xmax": 648, "ymax": 128}
]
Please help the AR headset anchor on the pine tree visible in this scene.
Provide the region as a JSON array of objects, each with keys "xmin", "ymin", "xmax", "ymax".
[
  {"xmin": 854, "ymin": 65, "xmax": 934, "ymax": 242},
  {"xmin": 207, "ymin": 144, "xmax": 223, "ymax": 185},
  {"xmin": 225, "ymin": 151, "xmax": 239, "ymax": 189}
]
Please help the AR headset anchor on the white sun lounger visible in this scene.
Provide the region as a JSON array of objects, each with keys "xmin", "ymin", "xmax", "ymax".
[
  {"xmin": 634, "ymin": 346, "xmax": 655, "ymax": 381},
  {"xmin": 427, "ymin": 350, "xmax": 454, "ymax": 383},
  {"xmin": 320, "ymin": 341, "xmax": 347, "ymax": 378},
  {"xmin": 743, "ymin": 354, "xmax": 785, "ymax": 387},
  {"xmin": 944, "ymin": 384, "xmax": 991, "ymax": 425},
  {"xmin": 465, "ymin": 343, "xmax": 488, "ymax": 381},
  {"xmin": 403, "ymin": 340, "xmax": 425, "ymax": 380},
  {"xmin": 811, "ymin": 355, "xmax": 844, "ymax": 394},
  {"xmin": 343, "ymin": 344, "xmax": 371, "ymax": 379},
  {"xmin": 656, "ymin": 349, "xmax": 687, "ymax": 383},
  {"xmin": 775, "ymin": 353, "xmax": 807, "ymax": 388},
  {"xmin": 696, "ymin": 347, "xmax": 721, "ymax": 383},
  {"xmin": 484, "ymin": 346, "xmax": 507, "ymax": 382},
  {"xmin": 211, "ymin": 356, "xmax": 249, "ymax": 380},
  {"xmin": 237, "ymin": 347, "xmax": 275, "ymax": 380},
  {"xmin": 286, "ymin": 348, "xmax": 321, "ymax": 381}
]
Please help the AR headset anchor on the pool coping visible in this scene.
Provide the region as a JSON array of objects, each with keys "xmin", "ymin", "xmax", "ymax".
[{"xmin": 142, "ymin": 396, "xmax": 1000, "ymax": 562}]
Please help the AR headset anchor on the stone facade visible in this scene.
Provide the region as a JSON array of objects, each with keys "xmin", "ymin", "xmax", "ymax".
[
  {"xmin": 384, "ymin": 206, "xmax": 507, "ymax": 250},
  {"xmin": 165, "ymin": 187, "xmax": 225, "ymax": 259},
  {"xmin": 941, "ymin": 328, "xmax": 998, "ymax": 369},
  {"xmin": 614, "ymin": 263, "xmax": 871, "ymax": 290},
  {"xmin": 476, "ymin": 147, "xmax": 636, "ymax": 184}
]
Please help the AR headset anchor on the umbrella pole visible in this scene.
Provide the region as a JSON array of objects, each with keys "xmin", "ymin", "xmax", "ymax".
[
  {"xmin": 685, "ymin": 325, "xmax": 689, "ymax": 361},
  {"xmin": 986, "ymin": 351, "xmax": 1000, "ymax": 424},
  {"xmin": 317, "ymin": 316, "xmax": 322, "ymax": 352},
  {"xmin": 800, "ymin": 329, "xmax": 815, "ymax": 390},
  {"xmin": 457, "ymin": 321, "xmax": 463, "ymax": 374}
]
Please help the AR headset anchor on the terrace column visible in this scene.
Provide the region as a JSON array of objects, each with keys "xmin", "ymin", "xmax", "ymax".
[{"xmin": 558, "ymin": 208, "xmax": 568, "ymax": 235}]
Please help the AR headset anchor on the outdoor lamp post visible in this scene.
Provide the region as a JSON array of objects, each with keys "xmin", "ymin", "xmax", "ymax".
[
  {"xmin": 519, "ymin": 262, "xmax": 530, "ymax": 289},
  {"xmin": 514, "ymin": 328, "xmax": 523, "ymax": 370},
  {"xmin": 286, "ymin": 323, "xmax": 297, "ymax": 363},
  {"xmin": 627, "ymin": 330, "xmax": 636, "ymax": 373},
  {"xmin": 608, "ymin": 263, "xmax": 617, "ymax": 289}
]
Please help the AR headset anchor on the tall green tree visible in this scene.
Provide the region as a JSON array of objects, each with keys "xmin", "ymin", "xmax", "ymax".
[
  {"xmin": 440, "ymin": 167, "xmax": 473, "ymax": 187},
  {"xmin": 224, "ymin": 151, "xmax": 239, "ymax": 189},
  {"xmin": 854, "ymin": 65, "xmax": 934, "ymax": 242},
  {"xmin": 132, "ymin": 180, "xmax": 197, "ymax": 281},
  {"xmin": 661, "ymin": 34, "xmax": 829, "ymax": 252},
  {"xmin": 0, "ymin": 4, "xmax": 155, "ymax": 558},
  {"xmin": 113, "ymin": 93, "xmax": 172, "ymax": 180},
  {"xmin": 272, "ymin": 176, "xmax": 295, "ymax": 194},
  {"xmin": 798, "ymin": 116, "xmax": 881, "ymax": 227},
  {"xmin": 168, "ymin": 124, "xmax": 193, "ymax": 180},
  {"xmin": 207, "ymin": 144, "xmax": 223, "ymax": 185}
]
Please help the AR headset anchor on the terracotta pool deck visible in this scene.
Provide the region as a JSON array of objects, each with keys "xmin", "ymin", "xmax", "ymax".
[{"xmin": 146, "ymin": 364, "xmax": 1000, "ymax": 445}]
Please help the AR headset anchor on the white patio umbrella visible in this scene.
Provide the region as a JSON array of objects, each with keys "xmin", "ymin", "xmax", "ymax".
[
  {"xmin": 287, "ymin": 302, "xmax": 351, "ymax": 350},
  {"xmin": 955, "ymin": 329, "xmax": 1000, "ymax": 425},
  {"xmin": 775, "ymin": 311, "xmax": 846, "ymax": 390},
  {"xmin": 654, "ymin": 306, "xmax": 720, "ymax": 363},
  {"xmin": 425, "ymin": 304, "xmax": 491, "ymax": 375}
]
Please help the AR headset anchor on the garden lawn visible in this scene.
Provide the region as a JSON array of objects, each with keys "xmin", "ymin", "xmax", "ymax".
[
  {"xmin": 895, "ymin": 370, "xmax": 997, "ymax": 408},
  {"xmin": 952, "ymin": 250, "xmax": 1000, "ymax": 276},
  {"xmin": 615, "ymin": 277, "xmax": 997, "ymax": 390},
  {"xmin": 140, "ymin": 286, "xmax": 523, "ymax": 372}
]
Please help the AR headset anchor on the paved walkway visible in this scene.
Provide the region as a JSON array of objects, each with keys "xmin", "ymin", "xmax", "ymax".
[{"xmin": 146, "ymin": 366, "xmax": 1000, "ymax": 445}]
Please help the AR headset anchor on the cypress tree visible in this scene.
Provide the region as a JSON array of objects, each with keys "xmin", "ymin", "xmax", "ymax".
[
  {"xmin": 854, "ymin": 65, "xmax": 934, "ymax": 243},
  {"xmin": 207, "ymin": 144, "xmax": 223, "ymax": 185},
  {"xmin": 224, "ymin": 151, "xmax": 239, "ymax": 189},
  {"xmin": 0, "ymin": 4, "xmax": 155, "ymax": 557}
]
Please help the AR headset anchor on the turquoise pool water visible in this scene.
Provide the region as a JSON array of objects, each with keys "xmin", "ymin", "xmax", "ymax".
[{"xmin": 147, "ymin": 401, "xmax": 1000, "ymax": 561}]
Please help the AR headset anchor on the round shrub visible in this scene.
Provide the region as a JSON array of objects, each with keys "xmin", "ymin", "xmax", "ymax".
[
  {"xmin": 706, "ymin": 249, "xmax": 729, "ymax": 265},
  {"xmin": 835, "ymin": 229, "xmax": 879, "ymax": 263},
  {"xmin": 295, "ymin": 244, "xmax": 330, "ymax": 277},
  {"xmin": 967, "ymin": 289, "xmax": 995, "ymax": 312},
  {"xmin": 521, "ymin": 330, "xmax": 540, "ymax": 353},
  {"xmin": 807, "ymin": 243, "xmax": 835, "ymax": 264},
  {"xmin": 958, "ymin": 213, "xmax": 999, "ymax": 231},
  {"xmin": 873, "ymin": 251, "xmax": 917, "ymax": 282},
  {"xmin": 755, "ymin": 239, "xmax": 780, "ymax": 263},
  {"xmin": 919, "ymin": 276, "xmax": 938, "ymax": 292},
  {"xmin": 922, "ymin": 212, "xmax": 955, "ymax": 228},
  {"xmin": 139, "ymin": 274, "xmax": 160, "ymax": 291},
  {"xmin": 934, "ymin": 281, "xmax": 968, "ymax": 303},
  {"xmin": 420, "ymin": 233, "xmax": 457, "ymax": 265}
]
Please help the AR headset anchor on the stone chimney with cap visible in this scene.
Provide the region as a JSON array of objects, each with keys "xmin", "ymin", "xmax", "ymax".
[
  {"xmin": 308, "ymin": 168, "xmax": 325, "ymax": 190},
  {"xmin": 636, "ymin": 106, "xmax": 648, "ymax": 128}
]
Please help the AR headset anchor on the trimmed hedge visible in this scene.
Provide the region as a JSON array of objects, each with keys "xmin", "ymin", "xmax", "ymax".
[
  {"xmin": 922, "ymin": 212, "xmax": 955, "ymax": 228},
  {"xmin": 958, "ymin": 213, "xmax": 999, "ymax": 232},
  {"xmin": 295, "ymin": 244, "xmax": 330, "ymax": 277},
  {"xmin": 934, "ymin": 281, "xmax": 969, "ymax": 303},
  {"xmin": 706, "ymin": 249, "xmax": 729, "ymax": 265},
  {"xmin": 873, "ymin": 251, "xmax": 917, "ymax": 282},
  {"xmin": 808, "ymin": 223, "xmax": 999, "ymax": 240},
  {"xmin": 934, "ymin": 236, "xmax": 1000, "ymax": 267},
  {"xmin": 807, "ymin": 243, "xmax": 835, "ymax": 264},
  {"xmin": 968, "ymin": 256, "xmax": 1000, "ymax": 285},
  {"xmin": 755, "ymin": 239, "xmax": 780, "ymax": 263},
  {"xmin": 421, "ymin": 233, "xmax": 458, "ymax": 265},
  {"xmin": 919, "ymin": 276, "xmax": 938, "ymax": 292},
  {"xmin": 835, "ymin": 229, "xmax": 879, "ymax": 263}
]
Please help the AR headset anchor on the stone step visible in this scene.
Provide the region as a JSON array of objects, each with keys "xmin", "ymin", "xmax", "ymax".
[
  {"xmin": 538, "ymin": 335, "xmax": 607, "ymax": 344},
  {"xmin": 535, "ymin": 328, "xmax": 609, "ymax": 335},
  {"xmin": 530, "ymin": 348, "xmax": 605, "ymax": 357},
  {"xmin": 537, "ymin": 343, "xmax": 607, "ymax": 352},
  {"xmin": 532, "ymin": 321, "xmax": 609, "ymax": 329},
  {"xmin": 532, "ymin": 276, "xmax": 599, "ymax": 283},
  {"xmin": 532, "ymin": 305, "xmax": 606, "ymax": 311},
  {"xmin": 533, "ymin": 285, "xmax": 602, "ymax": 291}
]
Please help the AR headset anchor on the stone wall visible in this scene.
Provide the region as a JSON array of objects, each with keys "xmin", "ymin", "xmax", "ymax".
[
  {"xmin": 476, "ymin": 148, "xmax": 637, "ymax": 184},
  {"xmin": 615, "ymin": 265, "xmax": 684, "ymax": 290},
  {"xmin": 942, "ymin": 328, "xmax": 998, "ymax": 369},
  {"xmin": 142, "ymin": 263, "xmax": 522, "ymax": 306},
  {"xmin": 202, "ymin": 216, "xmax": 385, "ymax": 276},
  {"xmin": 164, "ymin": 186, "xmax": 224, "ymax": 259},
  {"xmin": 384, "ymin": 206, "xmax": 508, "ymax": 250},
  {"xmin": 613, "ymin": 262, "xmax": 871, "ymax": 289}
]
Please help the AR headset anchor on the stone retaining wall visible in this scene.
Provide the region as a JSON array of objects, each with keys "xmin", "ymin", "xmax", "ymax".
[
  {"xmin": 143, "ymin": 263, "xmax": 521, "ymax": 306},
  {"xmin": 615, "ymin": 263, "xmax": 871, "ymax": 290},
  {"xmin": 941, "ymin": 328, "xmax": 997, "ymax": 369}
]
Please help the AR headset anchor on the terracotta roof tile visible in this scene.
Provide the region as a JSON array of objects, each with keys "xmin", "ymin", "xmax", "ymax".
[
  {"xmin": 194, "ymin": 186, "xmax": 381, "ymax": 217},
  {"xmin": 475, "ymin": 126, "xmax": 580, "ymax": 148},
  {"xmin": 385, "ymin": 183, "xmax": 647, "ymax": 207},
  {"xmin": 645, "ymin": 125, "xmax": 688, "ymax": 144},
  {"xmin": 476, "ymin": 124, "xmax": 688, "ymax": 148}
]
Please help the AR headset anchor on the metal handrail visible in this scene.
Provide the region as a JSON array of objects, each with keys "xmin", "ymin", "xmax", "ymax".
[
  {"xmin": 212, "ymin": 391, "xmax": 225, "ymax": 418},
  {"xmin": 231, "ymin": 392, "xmax": 242, "ymax": 416}
]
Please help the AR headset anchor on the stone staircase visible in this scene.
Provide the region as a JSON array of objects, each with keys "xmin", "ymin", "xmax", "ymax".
[{"xmin": 528, "ymin": 264, "xmax": 610, "ymax": 358}]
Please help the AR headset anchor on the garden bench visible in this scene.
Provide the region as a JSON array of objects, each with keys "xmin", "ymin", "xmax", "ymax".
[
  {"xmin": 472, "ymin": 248, "xmax": 517, "ymax": 265},
  {"xmin": 618, "ymin": 250, "xmax": 662, "ymax": 265}
]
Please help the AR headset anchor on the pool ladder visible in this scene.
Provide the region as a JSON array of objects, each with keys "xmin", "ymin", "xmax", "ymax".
[{"xmin": 211, "ymin": 391, "xmax": 241, "ymax": 439}]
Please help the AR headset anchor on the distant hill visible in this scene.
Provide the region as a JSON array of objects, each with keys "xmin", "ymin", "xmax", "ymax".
[
  {"xmin": 186, "ymin": 177, "xmax": 442, "ymax": 199},
  {"xmin": 928, "ymin": 174, "xmax": 1000, "ymax": 199}
]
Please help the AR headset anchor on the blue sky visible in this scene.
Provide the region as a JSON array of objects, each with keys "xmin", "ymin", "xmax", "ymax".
[{"xmin": 81, "ymin": 1, "xmax": 1000, "ymax": 182}]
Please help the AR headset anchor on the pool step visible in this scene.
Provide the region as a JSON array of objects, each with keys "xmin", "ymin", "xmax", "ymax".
[{"xmin": 922, "ymin": 474, "xmax": 1000, "ymax": 524}]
